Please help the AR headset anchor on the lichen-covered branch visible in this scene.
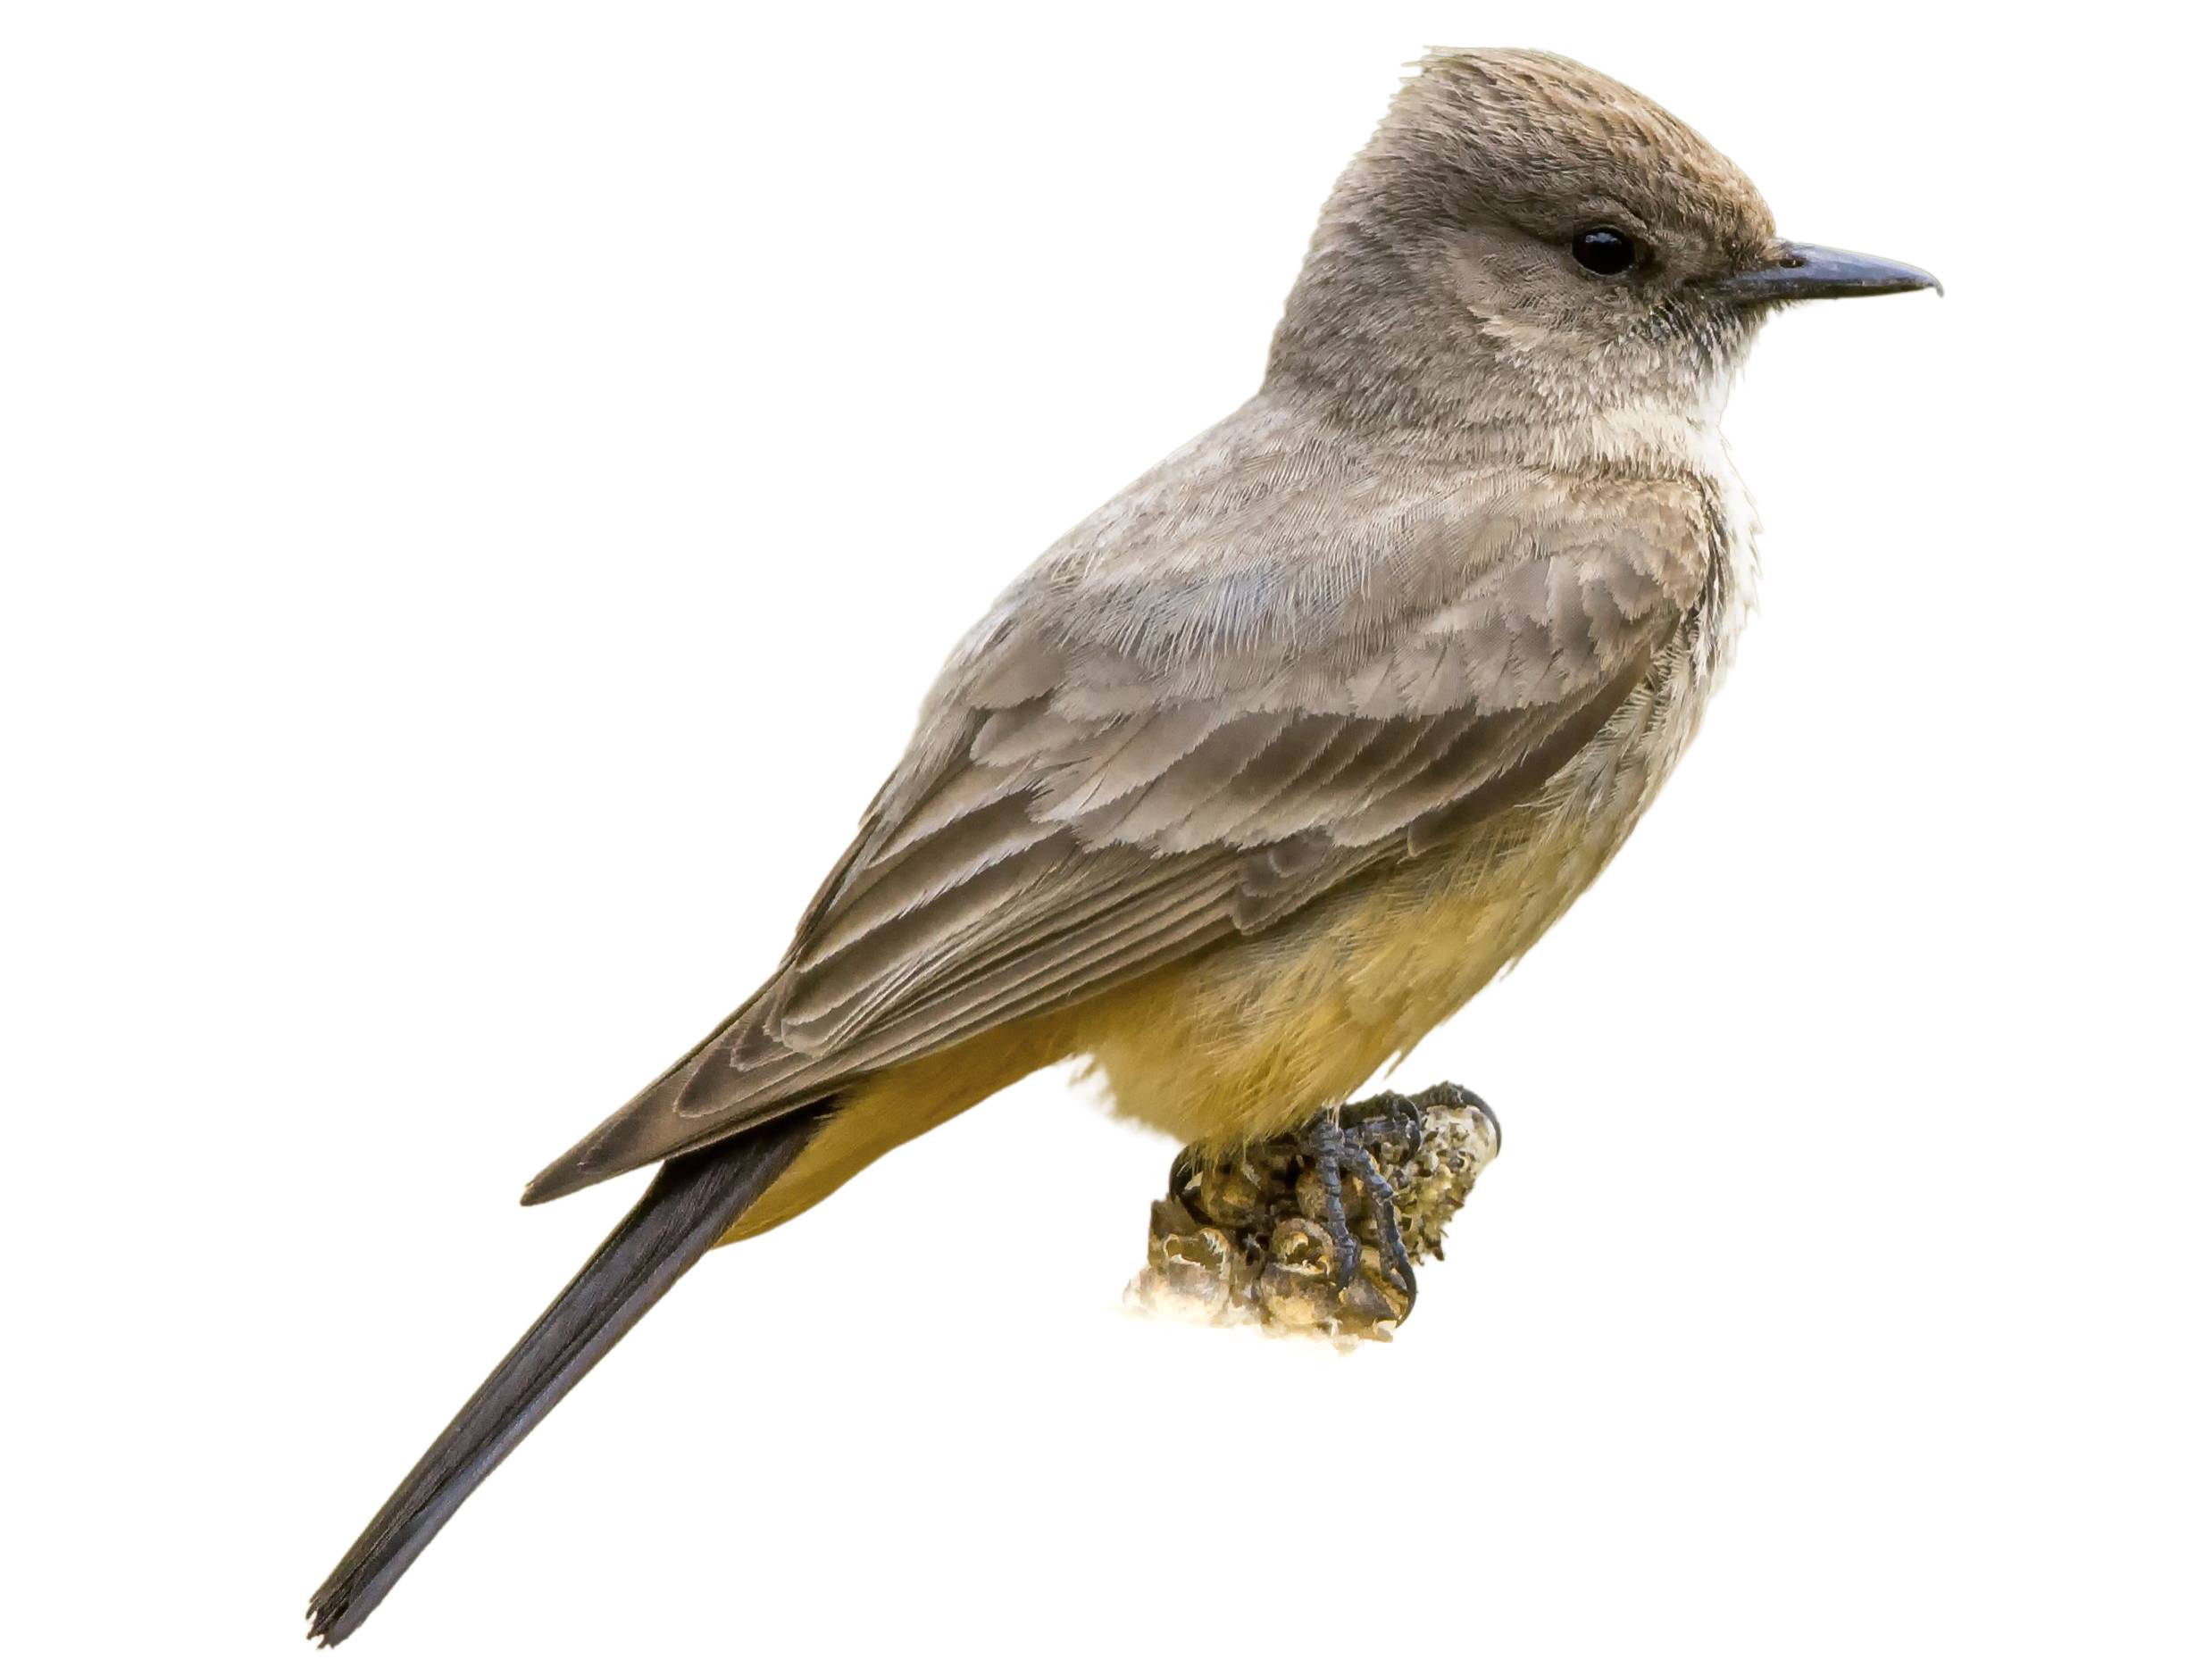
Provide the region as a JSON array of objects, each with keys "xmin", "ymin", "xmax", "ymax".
[{"xmin": 1127, "ymin": 1082, "xmax": 1501, "ymax": 1341}]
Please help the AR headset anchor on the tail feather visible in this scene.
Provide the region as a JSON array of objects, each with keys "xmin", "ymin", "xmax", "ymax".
[{"xmin": 306, "ymin": 1106, "xmax": 828, "ymax": 1646}]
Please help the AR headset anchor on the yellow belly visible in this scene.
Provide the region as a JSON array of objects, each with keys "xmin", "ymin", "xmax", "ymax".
[{"xmin": 1074, "ymin": 793, "xmax": 1628, "ymax": 1148}]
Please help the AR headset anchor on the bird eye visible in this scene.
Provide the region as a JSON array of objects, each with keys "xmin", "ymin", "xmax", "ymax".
[{"xmin": 1571, "ymin": 226, "xmax": 1639, "ymax": 277}]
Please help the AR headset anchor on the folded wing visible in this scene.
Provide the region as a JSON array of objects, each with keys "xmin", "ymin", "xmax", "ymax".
[{"xmin": 524, "ymin": 438, "xmax": 1712, "ymax": 1202}]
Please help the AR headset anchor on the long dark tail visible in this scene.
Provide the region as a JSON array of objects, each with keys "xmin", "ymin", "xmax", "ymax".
[{"xmin": 306, "ymin": 1107, "xmax": 828, "ymax": 1646}]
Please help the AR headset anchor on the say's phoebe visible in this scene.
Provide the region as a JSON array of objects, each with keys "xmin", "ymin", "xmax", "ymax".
[{"xmin": 310, "ymin": 49, "xmax": 1938, "ymax": 1644}]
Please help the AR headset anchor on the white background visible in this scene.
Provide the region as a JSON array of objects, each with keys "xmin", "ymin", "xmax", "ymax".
[{"xmin": 4, "ymin": 4, "xmax": 2205, "ymax": 1655}]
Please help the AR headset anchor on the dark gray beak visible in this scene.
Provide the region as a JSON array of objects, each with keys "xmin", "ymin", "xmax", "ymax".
[{"xmin": 1711, "ymin": 241, "xmax": 1942, "ymax": 304}]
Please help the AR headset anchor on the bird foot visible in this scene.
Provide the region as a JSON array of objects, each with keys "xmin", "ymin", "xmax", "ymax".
[
  {"xmin": 1135, "ymin": 1082, "xmax": 1501, "ymax": 1341},
  {"xmin": 1300, "ymin": 1099, "xmax": 1423, "ymax": 1296}
]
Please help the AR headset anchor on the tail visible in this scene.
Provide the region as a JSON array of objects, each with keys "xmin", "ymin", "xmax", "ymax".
[{"xmin": 305, "ymin": 1106, "xmax": 828, "ymax": 1646}]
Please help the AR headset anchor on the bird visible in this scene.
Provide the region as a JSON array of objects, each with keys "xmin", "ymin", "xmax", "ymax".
[{"xmin": 307, "ymin": 47, "xmax": 1938, "ymax": 1645}]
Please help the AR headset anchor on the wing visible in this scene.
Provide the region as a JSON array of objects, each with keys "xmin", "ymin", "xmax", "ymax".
[{"xmin": 523, "ymin": 416, "xmax": 1715, "ymax": 1202}]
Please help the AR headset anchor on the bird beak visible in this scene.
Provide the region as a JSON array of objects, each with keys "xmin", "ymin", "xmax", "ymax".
[{"xmin": 1710, "ymin": 241, "xmax": 1942, "ymax": 304}]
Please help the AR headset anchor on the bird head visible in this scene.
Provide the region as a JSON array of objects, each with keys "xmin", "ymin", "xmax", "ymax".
[{"xmin": 1268, "ymin": 50, "xmax": 1938, "ymax": 438}]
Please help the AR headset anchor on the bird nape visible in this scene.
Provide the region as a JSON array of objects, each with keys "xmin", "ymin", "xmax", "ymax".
[{"xmin": 307, "ymin": 46, "xmax": 1935, "ymax": 1645}]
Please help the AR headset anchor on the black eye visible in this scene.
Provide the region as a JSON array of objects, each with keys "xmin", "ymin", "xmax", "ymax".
[{"xmin": 1571, "ymin": 226, "xmax": 1638, "ymax": 276}]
